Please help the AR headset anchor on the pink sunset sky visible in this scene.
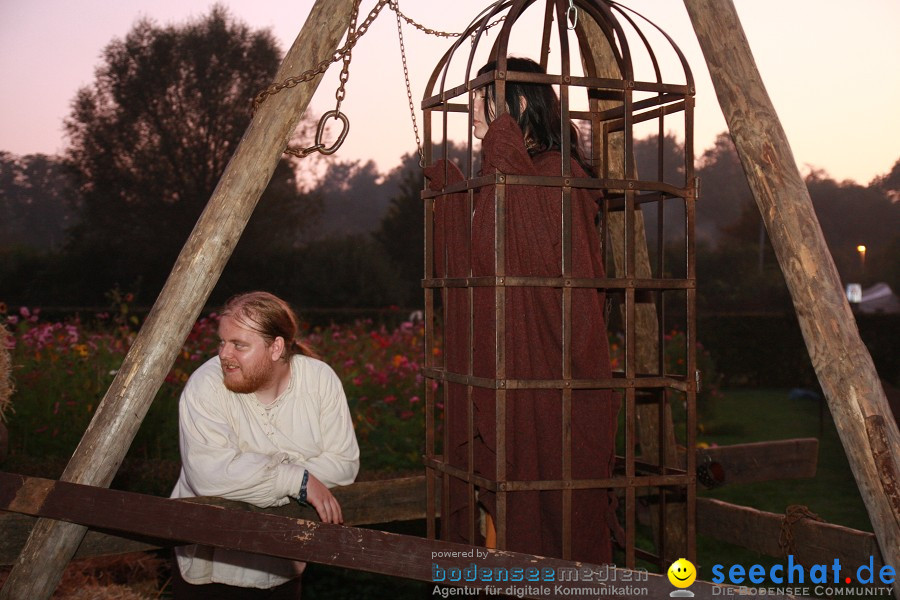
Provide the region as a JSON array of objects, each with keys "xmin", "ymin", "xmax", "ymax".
[{"xmin": 1, "ymin": 0, "xmax": 898, "ymax": 185}]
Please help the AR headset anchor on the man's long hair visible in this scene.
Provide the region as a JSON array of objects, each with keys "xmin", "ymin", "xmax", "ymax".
[{"xmin": 222, "ymin": 291, "xmax": 319, "ymax": 360}]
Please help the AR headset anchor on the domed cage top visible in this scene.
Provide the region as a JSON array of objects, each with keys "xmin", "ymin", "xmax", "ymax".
[{"xmin": 421, "ymin": 0, "xmax": 698, "ymax": 571}]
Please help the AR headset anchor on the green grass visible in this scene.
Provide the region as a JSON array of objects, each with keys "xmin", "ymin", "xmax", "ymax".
[
  {"xmin": 694, "ymin": 388, "xmax": 871, "ymax": 580},
  {"xmin": 288, "ymin": 388, "xmax": 875, "ymax": 598},
  {"xmin": 698, "ymin": 388, "xmax": 869, "ymax": 530}
]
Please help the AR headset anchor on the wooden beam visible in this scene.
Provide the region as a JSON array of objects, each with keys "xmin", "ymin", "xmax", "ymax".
[
  {"xmin": 691, "ymin": 438, "xmax": 818, "ymax": 487},
  {"xmin": 0, "ymin": 437, "xmax": 818, "ymax": 566},
  {"xmin": 682, "ymin": 3, "xmax": 900, "ymax": 595},
  {"xmin": 9, "ymin": 462, "xmax": 884, "ymax": 582},
  {"xmin": 0, "ymin": 513, "xmax": 159, "ymax": 566},
  {"xmin": 579, "ymin": 14, "xmax": 690, "ymax": 564},
  {"xmin": 698, "ymin": 498, "xmax": 884, "ymax": 572},
  {"xmin": 0, "ymin": 3, "xmax": 359, "ymax": 599},
  {"xmin": 0, "ymin": 476, "xmax": 428, "ymax": 565},
  {"xmin": 0, "ymin": 433, "xmax": 820, "ymax": 564},
  {"xmin": 0, "ymin": 472, "xmax": 810, "ymax": 600}
]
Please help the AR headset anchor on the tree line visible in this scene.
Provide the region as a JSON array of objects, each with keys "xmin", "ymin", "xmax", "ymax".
[{"xmin": 1, "ymin": 7, "xmax": 898, "ymax": 315}]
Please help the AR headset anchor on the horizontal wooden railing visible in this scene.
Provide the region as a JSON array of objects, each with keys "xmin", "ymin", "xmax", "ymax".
[{"xmin": 1, "ymin": 438, "xmax": 881, "ymax": 598}]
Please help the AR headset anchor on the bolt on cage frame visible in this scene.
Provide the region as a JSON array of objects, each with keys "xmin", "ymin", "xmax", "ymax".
[{"xmin": 421, "ymin": 0, "xmax": 698, "ymax": 571}]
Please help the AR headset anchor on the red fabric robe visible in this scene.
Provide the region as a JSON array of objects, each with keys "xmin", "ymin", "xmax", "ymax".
[{"xmin": 426, "ymin": 114, "xmax": 620, "ymax": 564}]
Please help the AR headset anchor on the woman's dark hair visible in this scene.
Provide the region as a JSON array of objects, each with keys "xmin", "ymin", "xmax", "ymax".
[{"xmin": 477, "ymin": 57, "xmax": 592, "ymax": 174}]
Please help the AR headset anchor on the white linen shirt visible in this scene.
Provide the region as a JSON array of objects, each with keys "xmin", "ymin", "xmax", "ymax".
[{"xmin": 170, "ymin": 354, "xmax": 360, "ymax": 589}]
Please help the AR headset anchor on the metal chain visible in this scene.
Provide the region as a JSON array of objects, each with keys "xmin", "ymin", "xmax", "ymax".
[
  {"xmin": 280, "ymin": 0, "xmax": 362, "ymax": 158},
  {"xmin": 778, "ymin": 505, "xmax": 824, "ymax": 557},
  {"xmin": 252, "ymin": 0, "xmax": 389, "ymax": 114},
  {"xmin": 253, "ymin": 0, "xmax": 507, "ymax": 160},
  {"xmin": 388, "ymin": 1, "xmax": 506, "ymax": 166},
  {"xmin": 394, "ymin": 6, "xmax": 424, "ymax": 167},
  {"xmin": 333, "ymin": 0, "xmax": 361, "ymax": 115},
  {"xmin": 391, "ymin": 3, "xmax": 506, "ymax": 39}
]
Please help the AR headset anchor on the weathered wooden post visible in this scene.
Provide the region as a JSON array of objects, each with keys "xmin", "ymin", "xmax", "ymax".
[
  {"xmin": 580, "ymin": 16, "xmax": 689, "ymax": 561},
  {"xmin": 683, "ymin": 0, "xmax": 900, "ymax": 593},
  {"xmin": 0, "ymin": 1, "xmax": 356, "ymax": 597}
]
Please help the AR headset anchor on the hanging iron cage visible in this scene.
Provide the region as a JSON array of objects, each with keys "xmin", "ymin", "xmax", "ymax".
[{"xmin": 421, "ymin": 0, "xmax": 698, "ymax": 572}]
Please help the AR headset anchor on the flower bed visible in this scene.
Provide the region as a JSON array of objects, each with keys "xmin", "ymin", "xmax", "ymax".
[{"xmin": 2, "ymin": 303, "xmax": 720, "ymax": 480}]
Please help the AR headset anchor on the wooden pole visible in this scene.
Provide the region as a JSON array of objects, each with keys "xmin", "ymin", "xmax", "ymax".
[
  {"xmin": 580, "ymin": 16, "xmax": 687, "ymax": 563},
  {"xmin": 683, "ymin": 0, "xmax": 900, "ymax": 591},
  {"xmin": 0, "ymin": 2, "xmax": 356, "ymax": 598}
]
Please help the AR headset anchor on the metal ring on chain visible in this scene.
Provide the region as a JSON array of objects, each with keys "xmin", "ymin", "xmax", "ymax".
[
  {"xmin": 566, "ymin": 2, "xmax": 578, "ymax": 30},
  {"xmin": 255, "ymin": 0, "xmax": 505, "ymax": 159},
  {"xmin": 314, "ymin": 110, "xmax": 350, "ymax": 156}
]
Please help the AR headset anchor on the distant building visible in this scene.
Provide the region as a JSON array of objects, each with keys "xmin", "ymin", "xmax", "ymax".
[{"xmin": 858, "ymin": 282, "xmax": 900, "ymax": 314}]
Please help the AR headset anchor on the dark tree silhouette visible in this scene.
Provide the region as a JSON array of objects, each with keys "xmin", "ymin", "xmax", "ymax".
[
  {"xmin": 695, "ymin": 132, "xmax": 756, "ymax": 244},
  {"xmin": 375, "ymin": 145, "xmax": 469, "ymax": 307},
  {"xmin": 0, "ymin": 153, "xmax": 76, "ymax": 251},
  {"xmin": 804, "ymin": 169, "xmax": 899, "ymax": 287},
  {"xmin": 62, "ymin": 6, "xmax": 319, "ymax": 304},
  {"xmin": 873, "ymin": 158, "xmax": 900, "ymax": 202},
  {"xmin": 315, "ymin": 159, "xmax": 393, "ymax": 237}
]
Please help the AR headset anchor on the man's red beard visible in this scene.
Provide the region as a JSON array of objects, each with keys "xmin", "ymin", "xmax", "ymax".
[{"xmin": 221, "ymin": 359, "xmax": 275, "ymax": 394}]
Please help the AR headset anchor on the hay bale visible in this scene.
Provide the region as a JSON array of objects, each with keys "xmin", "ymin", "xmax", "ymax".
[{"xmin": 0, "ymin": 552, "xmax": 165, "ymax": 599}]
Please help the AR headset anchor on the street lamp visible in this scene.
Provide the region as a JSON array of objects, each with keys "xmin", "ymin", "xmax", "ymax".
[{"xmin": 857, "ymin": 244, "xmax": 867, "ymax": 275}]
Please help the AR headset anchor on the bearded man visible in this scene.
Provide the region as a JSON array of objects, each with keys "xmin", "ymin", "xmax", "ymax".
[{"xmin": 170, "ymin": 291, "xmax": 359, "ymax": 599}]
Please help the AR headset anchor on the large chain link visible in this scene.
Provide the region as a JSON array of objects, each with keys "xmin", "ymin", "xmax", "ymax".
[
  {"xmin": 566, "ymin": 0, "xmax": 578, "ymax": 30},
  {"xmin": 254, "ymin": 0, "xmax": 508, "ymax": 160},
  {"xmin": 284, "ymin": 0, "xmax": 362, "ymax": 158}
]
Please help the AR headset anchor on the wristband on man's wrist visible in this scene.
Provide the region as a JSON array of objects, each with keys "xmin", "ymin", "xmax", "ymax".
[{"xmin": 297, "ymin": 469, "xmax": 310, "ymax": 505}]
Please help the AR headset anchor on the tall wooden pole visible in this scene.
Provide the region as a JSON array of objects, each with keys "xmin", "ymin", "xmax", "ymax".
[
  {"xmin": 683, "ymin": 0, "xmax": 900, "ymax": 591},
  {"xmin": 580, "ymin": 17, "xmax": 688, "ymax": 563},
  {"xmin": 0, "ymin": 1, "xmax": 356, "ymax": 597}
]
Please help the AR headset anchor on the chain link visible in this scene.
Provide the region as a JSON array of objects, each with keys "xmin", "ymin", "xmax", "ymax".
[
  {"xmin": 392, "ymin": 3, "xmax": 506, "ymax": 39},
  {"xmin": 252, "ymin": 0, "xmax": 389, "ymax": 114},
  {"xmin": 778, "ymin": 505, "xmax": 824, "ymax": 557},
  {"xmin": 389, "ymin": 1, "xmax": 506, "ymax": 165},
  {"xmin": 394, "ymin": 6, "xmax": 423, "ymax": 167},
  {"xmin": 333, "ymin": 0, "xmax": 361, "ymax": 114},
  {"xmin": 254, "ymin": 0, "xmax": 508, "ymax": 160},
  {"xmin": 566, "ymin": 0, "xmax": 578, "ymax": 30}
]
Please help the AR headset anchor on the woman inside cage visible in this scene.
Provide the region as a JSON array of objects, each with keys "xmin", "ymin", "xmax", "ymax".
[{"xmin": 425, "ymin": 56, "xmax": 622, "ymax": 564}]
